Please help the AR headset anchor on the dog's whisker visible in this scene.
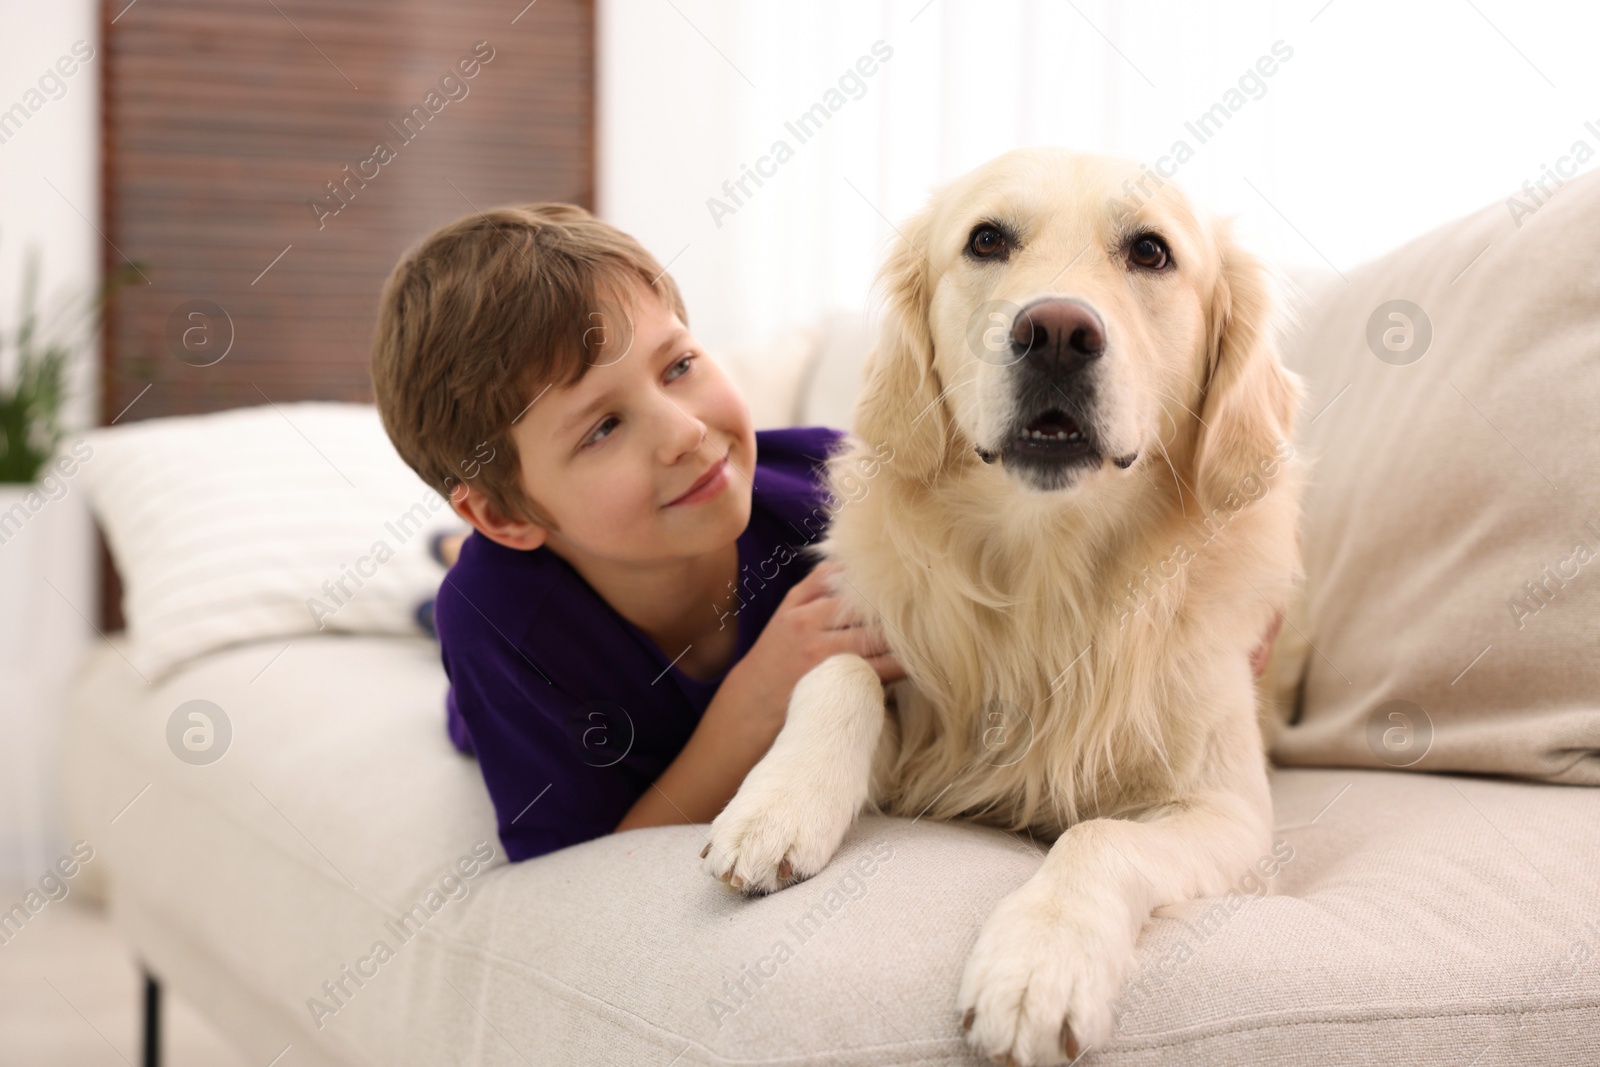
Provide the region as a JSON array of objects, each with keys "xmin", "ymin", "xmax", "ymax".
[{"xmin": 1124, "ymin": 380, "xmax": 1206, "ymax": 510}]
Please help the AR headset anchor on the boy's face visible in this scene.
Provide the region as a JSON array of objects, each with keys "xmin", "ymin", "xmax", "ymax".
[{"xmin": 453, "ymin": 279, "xmax": 757, "ymax": 568}]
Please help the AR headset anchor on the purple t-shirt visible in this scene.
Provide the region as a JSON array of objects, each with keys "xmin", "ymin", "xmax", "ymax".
[{"xmin": 434, "ymin": 426, "xmax": 847, "ymax": 863}]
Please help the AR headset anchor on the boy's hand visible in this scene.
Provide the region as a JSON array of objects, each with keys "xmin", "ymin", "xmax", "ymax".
[
  {"xmin": 716, "ymin": 560, "xmax": 904, "ymax": 749},
  {"xmin": 1251, "ymin": 609, "xmax": 1284, "ymax": 679},
  {"xmin": 763, "ymin": 559, "xmax": 906, "ymax": 682}
]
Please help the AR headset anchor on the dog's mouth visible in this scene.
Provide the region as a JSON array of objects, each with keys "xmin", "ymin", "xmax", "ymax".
[
  {"xmin": 974, "ymin": 406, "xmax": 1137, "ymax": 489},
  {"xmin": 1012, "ymin": 408, "xmax": 1097, "ymax": 462}
]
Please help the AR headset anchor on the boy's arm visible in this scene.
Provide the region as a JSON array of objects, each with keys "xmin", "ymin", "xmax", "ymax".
[
  {"xmin": 613, "ymin": 658, "xmax": 779, "ymax": 832},
  {"xmin": 617, "ymin": 559, "xmax": 900, "ymax": 834}
]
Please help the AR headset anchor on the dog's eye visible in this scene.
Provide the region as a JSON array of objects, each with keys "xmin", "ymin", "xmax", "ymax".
[
  {"xmin": 1128, "ymin": 233, "xmax": 1171, "ymax": 271},
  {"xmin": 967, "ymin": 225, "xmax": 1009, "ymax": 261}
]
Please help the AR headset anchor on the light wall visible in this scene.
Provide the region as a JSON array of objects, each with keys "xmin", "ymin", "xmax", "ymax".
[
  {"xmin": 599, "ymin": 0, "xmax": 1600, "ymax": 357},
  {"xmin": 0, "ymin": 0, "xmax": 100, "ymax": 888}
]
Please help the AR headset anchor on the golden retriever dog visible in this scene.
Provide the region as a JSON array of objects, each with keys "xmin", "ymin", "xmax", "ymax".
[{"xmin": 700, "ymin": 146, "xmax": 1305, "ymax": 1065}]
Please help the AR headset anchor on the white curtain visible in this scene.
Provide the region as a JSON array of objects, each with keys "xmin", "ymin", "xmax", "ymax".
[{"xmin": 600, "ymin": 0, "xmax": 1599, "ymax": 355}]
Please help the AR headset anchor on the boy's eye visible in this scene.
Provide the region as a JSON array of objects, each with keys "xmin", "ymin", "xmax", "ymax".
[
  {"xmin": 578, "ymin": 355, "xmax": 695, "ymax": 450},
  {"xmin": 582, "ymin": 416, "xmax": 618, "ymax": 448}
]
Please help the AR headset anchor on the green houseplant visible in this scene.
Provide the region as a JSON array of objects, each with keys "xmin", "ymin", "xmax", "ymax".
[{"xmin": 0, "ymin": 245, "xmax": 142, "ymax": 484}]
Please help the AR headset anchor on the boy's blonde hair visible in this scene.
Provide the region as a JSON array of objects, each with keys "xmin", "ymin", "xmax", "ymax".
[{"xmin": 370, "ymin": 202, "xmax": 687, "ymax": 529}]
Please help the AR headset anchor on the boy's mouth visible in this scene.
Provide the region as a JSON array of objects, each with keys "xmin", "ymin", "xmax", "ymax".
[{"xmin": 666, "ymin": 454, "xmax": 730, "ymax": 507}]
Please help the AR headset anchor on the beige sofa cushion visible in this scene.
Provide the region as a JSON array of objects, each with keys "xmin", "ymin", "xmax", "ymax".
[
  {"xmin": 1266, "ymin": 168, "xmax": 1600, "ymax": 784},
  {"xmin": 66, "ymin": 634, "xmax": 1600, "ymax": 1065}
]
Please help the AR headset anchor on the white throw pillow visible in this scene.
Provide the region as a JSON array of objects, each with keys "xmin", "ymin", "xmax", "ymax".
[{"xmin": 74, "ymin": 402, "xmax": 462, "ymax": 682}]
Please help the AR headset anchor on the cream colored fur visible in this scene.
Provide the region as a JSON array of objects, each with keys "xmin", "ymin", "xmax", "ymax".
[{"xmin": 701, "ymin": 147, "xmax": 1306, "ymax": 1066}]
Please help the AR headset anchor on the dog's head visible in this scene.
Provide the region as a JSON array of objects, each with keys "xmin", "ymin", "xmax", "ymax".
[{"xmin": 854, "ymin": 147, "xmax": 1299, "ymax": 512}]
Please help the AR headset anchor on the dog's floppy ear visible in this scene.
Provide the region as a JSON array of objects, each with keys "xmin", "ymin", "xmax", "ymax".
[
  {"xmin": 1192, "ymin": 218, "xmax": 1301, "ymax": 514},
  {"xmin": 851, "ymin": 206, "xmax": 954, "ymax": 485}
]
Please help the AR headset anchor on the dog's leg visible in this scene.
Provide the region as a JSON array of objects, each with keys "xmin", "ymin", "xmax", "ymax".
[
  {"xmin": 700, "ymin": 653, "xmax": 886, "ymax": 895},
  {"xmin": 958, "ymin": 751, "xmax": 1272, "ymax": 1064}
]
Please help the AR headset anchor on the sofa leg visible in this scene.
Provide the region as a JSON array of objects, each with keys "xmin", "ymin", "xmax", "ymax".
[{"xmin": 141, "ymin": 964, "xmax": 161, "ymax": 1067}]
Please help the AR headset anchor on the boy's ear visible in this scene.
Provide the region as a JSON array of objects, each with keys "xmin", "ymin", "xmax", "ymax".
[{"xmin": 448, "ymin": 481, "xmax": 549, "ymax": 551}]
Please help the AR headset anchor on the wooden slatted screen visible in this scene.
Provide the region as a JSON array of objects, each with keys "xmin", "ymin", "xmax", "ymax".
[{"xmin": 98, "ymin": 0, "xmax": 595, "ymax": 628}]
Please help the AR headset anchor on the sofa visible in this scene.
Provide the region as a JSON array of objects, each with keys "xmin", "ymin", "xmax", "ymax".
[{"xmin": 62, "ymin": 170, "xmax": 1600, "ymax": 1065}]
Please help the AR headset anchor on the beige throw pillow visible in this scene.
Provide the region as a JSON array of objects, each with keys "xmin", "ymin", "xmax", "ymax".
[{"xmin": 1265, "ymin": 168, "xmax": 1600, "ymax": 784}]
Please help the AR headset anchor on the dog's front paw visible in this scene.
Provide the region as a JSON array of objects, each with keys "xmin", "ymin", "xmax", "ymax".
[
  {"xmin": 957, "ymin": 883, "xmax": 1135, "ymax": 1065},
  {"xmin": 698, "ymin": 766, "xmax": 855, "ymax": 897}
]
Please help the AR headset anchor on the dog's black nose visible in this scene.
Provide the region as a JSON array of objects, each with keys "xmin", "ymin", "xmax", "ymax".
[{"xmin": 1010, "ymin": 299, "xmax": 1106, "ymax": 374}]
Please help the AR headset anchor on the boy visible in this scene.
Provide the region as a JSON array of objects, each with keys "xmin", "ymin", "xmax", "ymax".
[{"xmin": 370, "ymin": 203, "xmax": 904, "ymax": 863}]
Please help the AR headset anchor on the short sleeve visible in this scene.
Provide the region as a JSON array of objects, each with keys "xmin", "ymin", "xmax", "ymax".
[{"xmin": 438, "ymin": 601, "xmax": 637, "ymax": 863}]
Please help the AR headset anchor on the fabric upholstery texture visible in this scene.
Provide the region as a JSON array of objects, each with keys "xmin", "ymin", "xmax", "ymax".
[
  {"xmin": 1265, "ymin": 169, "xmax": 1600, "ymax": 784},
  {"xmin": 73, "ymin": 402, "xmax": 459, "ymax": 682},
  {"xmin": 64, "ymin": 634, "xmax": 1600, "ymax": 1065}
]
